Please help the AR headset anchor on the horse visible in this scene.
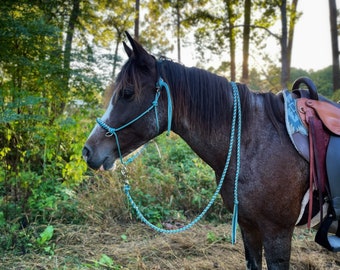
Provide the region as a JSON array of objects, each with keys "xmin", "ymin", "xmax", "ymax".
[{"xmin": 82, "ymin": 32, "xmax": 309, "ymax": 270}]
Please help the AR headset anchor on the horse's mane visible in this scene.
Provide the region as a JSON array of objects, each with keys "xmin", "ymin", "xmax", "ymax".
[{"xmin": 160, "ymin": 60, "xmax": 284, "ymax": 135}]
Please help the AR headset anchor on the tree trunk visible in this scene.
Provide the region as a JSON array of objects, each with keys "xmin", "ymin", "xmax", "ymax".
[
  {"xmin": 176, "ymin": 2, "xmax": 181, "ymax": 63},
  {"xmin": 280, "ymin": 0, "xmax": 289, "ymax": 89},
  {"xmin": 134, "ymin": 0, "xmax": 140, "ymax": 41},
  {"xmin": 112, "ymin": 30, "xmax": 123, "ymax": 80},
  {"xmin": 329, "ymin": 0, "xmax": 340, "ymax": 91},
  {"xmin": 227, "ymin": 2, "xmax": 236, "ymax": 81},
  {"xmin": 63, "ymin": 0, "xmax": 80, "ymax": 113},
  {"xmin": 287, "ymin": 0, "xmax": 298, "ymax": 78},
  {"xmin": 64, "ymin": 0, "xmax": 80, "ymax": 74},
  {"xmin": 241, "ymin": 0, "xmax": 251, "ymax": 83}
]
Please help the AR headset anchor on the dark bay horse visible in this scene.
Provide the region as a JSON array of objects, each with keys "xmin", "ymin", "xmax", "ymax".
[{"xmin": 82, "ymin": 33, "xmax": 309, "ymax": 269}]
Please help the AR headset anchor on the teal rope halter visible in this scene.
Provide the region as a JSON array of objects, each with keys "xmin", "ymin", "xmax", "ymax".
[
  {"xmin": 96, "ymin": 70, "xmax": 241, "ymax": 242},
  {"xmin": 96, "ymin": 77, "xmax": 172, "ymax": 166},
  {"xmin": 123, "ymin": 81, "xmax": 242, "ymax": 243}
]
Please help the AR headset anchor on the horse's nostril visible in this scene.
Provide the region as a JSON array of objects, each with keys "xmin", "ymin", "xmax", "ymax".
[{"xmin": 82, "ymin": 145, "xmax": 91, "ymax": 161}]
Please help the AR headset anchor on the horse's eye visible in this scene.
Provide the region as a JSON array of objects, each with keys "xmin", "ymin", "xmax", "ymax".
[{"xmin": 122, "ymin": 88, "xmax": 134, "ymax": 100}]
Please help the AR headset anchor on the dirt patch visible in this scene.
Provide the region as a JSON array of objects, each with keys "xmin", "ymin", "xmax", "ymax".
[{"xmin": 1, "ymin": 222, "xmax": 339, "ymax": 269}]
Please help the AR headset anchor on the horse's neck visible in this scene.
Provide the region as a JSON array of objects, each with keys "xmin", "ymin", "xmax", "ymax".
[
  {"xmin": 172, "ymin": 92, "xmax": 278, "ymax": 172},
  {"xmin": 174, "ymin": 126, "xmax": 226, "ymax": 170}
]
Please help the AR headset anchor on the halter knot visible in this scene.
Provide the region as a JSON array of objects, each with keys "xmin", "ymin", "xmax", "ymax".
[{"xmin": 96, "ymin": 118, "xmax": 117, "ymax": 137}]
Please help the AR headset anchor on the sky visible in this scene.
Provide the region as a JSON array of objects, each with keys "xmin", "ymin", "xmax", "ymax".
[
  {"xmin": 176, "ymin": 0, "xmax": 340, "ymax": 72},
  {"xmin": 291, "ymin": 0, "xmax": 339, "ymax": 71}
]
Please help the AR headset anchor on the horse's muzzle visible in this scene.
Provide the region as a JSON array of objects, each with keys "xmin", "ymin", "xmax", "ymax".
[{"xmin": 83, "ymin": 143, "xmax": 116, "ymax": 171}]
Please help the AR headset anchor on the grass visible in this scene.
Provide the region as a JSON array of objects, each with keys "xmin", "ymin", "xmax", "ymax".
[{"xmin": 1, "ymin": 221, "xmax": 340, "ymax": 269}]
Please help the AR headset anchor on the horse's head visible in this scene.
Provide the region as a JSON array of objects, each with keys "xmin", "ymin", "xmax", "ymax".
[{"xmin": 82, "ymin": 32, "xmax": 172, "ymax": 170}]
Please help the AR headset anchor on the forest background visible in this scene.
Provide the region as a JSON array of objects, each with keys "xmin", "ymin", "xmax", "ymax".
[{"xmin": 1, "ymin": 0, "xmax": 340, "ymax": 264}]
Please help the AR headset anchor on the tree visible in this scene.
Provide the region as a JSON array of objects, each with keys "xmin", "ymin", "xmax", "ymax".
[
  {"xmin": 135, "ymin": 0, "xmax": 140, "ymax": 40},
  {"xmin": 96, "ymin": 0, "xmax": 134, "ymax": 79},
  {"xmin": 241, "ymin": 0, "xmax": 251, "ymax": 83},
  {"xmin": 138, "ymin": 0, "xmax": 174, "ymax": 56},
  {"xmin": 175, "ymin": 0, "xmax": 182, "ymax": 62},
  {"xmin": 190, "ymin": 0, "xmax": 241, "ymax": 79},
  {"xmin": 287, "ymin": 0, "xmax": 298, "ymax": 71},
  {"xmin": 62, "ymin": 0, "xmax": 81, "ymax": 113},
  {"xmin": 278, "ymin": 0, "xmax": 299, "ymax": 88},
  {"xmin": 329, "ymin": 0, "xmax": 340, "ymax": 91},
  {"xmin": 225, "ymin": 0, "xmax": 239, "ymax": 81},
  {"xmin": 145, "ymin": 0, "xmax": 208, "ymax": 63}
]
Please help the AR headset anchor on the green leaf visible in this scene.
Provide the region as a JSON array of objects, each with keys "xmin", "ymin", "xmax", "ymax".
[
  {"xmin": 36, "ymin": 225, "xmax": 54, "ymax": 246},
  {"xmin": 99, "ymin": 254, "xmax": 114, "ymax": 266},
  {"xmin": 120, "ymin": 234, "xmax": 128, "ymax": 241}
]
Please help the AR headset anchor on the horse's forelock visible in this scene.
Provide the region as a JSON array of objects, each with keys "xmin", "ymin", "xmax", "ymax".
[{"xmin": 113, "ymin": 59, "xmax": 145, "ymax": 102}]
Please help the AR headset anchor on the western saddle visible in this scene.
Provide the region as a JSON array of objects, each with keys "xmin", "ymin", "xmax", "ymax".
[{"xmin": 284, "ymin": 77, "xmax": 340, "ymax": 252}]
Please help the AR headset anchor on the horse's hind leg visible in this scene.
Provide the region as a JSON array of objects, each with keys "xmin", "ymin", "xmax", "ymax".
[
  {"xmin": 241, "ymin": 228, "xmax": 263, "ymax": 270},
  {"xmin": 263, "ymin": 227, "xmax": 293, "ymax": 270}
]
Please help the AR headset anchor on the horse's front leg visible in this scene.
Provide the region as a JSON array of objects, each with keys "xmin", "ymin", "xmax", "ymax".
[
  {"xmin": 262, "ymin": 226, "xmax": 294, "ymax": 270},
  {"xmin": 240, "ymin": 227, "xmax": 263, "ymax": 270}
]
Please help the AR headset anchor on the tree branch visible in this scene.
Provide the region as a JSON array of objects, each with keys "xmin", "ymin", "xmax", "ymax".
[{"xmin": 233, "ymin": 24, "xmax": 281, "ymax": 40}]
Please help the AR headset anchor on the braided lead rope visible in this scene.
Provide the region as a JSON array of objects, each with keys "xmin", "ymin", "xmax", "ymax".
[
  {"xmin": 230, "ymin": 82, "xmax": 242, "ymax": 244},
  {"xmin": 124, "ymin": 82, "xmax": 241, "ymax": 237}
]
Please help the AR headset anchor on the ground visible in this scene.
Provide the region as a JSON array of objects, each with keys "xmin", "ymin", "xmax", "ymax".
[{"xmin": 1, "ymin": 222, "xmax": 339, "ymax": 269}]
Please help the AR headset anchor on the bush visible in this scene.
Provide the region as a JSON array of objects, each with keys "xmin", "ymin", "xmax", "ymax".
[{"xmin": 0, "ymin": 103, "xmax": 99, "ymax": 254}]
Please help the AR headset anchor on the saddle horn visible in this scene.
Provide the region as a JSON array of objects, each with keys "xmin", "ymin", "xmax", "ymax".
[{"xmin": 292, "ymin": 77, "xmax": 319, "ymax": 100}]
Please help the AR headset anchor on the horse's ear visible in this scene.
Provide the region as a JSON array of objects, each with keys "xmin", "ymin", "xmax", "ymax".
[
  {"xmin": 125, "ymin": 31, "xmax": 142, "ymax": 54},
  {"xmin": 123, "ymin": 41, "xmax": 132, "ymax": 57},
  {"xmin": 125, "ymin": 31, "xmax": 153, "ymax": 66}
]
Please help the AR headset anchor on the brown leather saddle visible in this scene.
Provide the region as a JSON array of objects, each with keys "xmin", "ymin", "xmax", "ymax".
[{"xmin": 287, "ymin": 77, "xmax": 340, "ymax": 252}]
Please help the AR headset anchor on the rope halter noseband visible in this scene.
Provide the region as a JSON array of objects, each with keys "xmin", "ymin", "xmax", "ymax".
[{"xmin": 96, "ymin": 76, "xmax": 172, "ymax": 165}]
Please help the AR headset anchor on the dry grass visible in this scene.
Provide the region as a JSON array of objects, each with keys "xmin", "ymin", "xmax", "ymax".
[
  {"xmin": 2, "ymin": 173, "xmax": 339, "ymax": 269},
  {"xmin": 1, "ymin": 222, "xmax": 339, "ymax": 270}
]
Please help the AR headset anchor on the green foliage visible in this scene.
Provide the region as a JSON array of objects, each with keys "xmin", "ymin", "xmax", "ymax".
[
  {"xmin": 290, "ymin": 66, "xmax": 334, "ymax": 98},
  {"xmin": 0, "ymin": 0, "xmax": 104, "ymax": 255},
  {"xmin": 83, "ymin": 254, "xmax": 122, "ymax": 269},
  {"xmin": 35, "ymin": 225, "xmax": 55, "ymax": 255},
  {"xmin": 206, "ymin": 230, "xmax": 231, "ymax": 243},
  {"xmin": 0, "ymin": 222, "xmax": 56, "ymax": 256},
  {"xmin": 331, "ymin": 89, "xmax": 340, "ymax": 102}
]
